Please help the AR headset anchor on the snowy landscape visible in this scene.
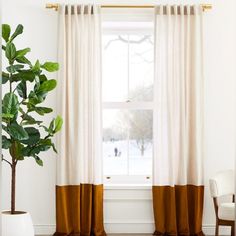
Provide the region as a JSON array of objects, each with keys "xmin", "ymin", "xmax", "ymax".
[{"xmin": 103, "ymin": 140, "xmax": 152, "ymax": 175}]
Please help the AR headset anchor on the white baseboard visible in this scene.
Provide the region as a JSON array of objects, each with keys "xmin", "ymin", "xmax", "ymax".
[
  {"xmin": 203, "ymin": 225, "xmax": 231, "ymax": 235},
  {"xmin": 34, "ymin": 225, "xmax": 55, "ymax": 235},
  {"xmin": 34, "ymin": 223, "xmax": 232, "ymax": 235}
]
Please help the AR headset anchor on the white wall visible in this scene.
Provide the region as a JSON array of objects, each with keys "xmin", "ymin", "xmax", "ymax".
[{"xmin": 2, "ymin": 0, "xmax": 236, "ymax": 235}]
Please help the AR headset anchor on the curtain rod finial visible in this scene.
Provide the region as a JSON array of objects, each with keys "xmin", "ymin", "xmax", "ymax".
[
  {"xmin": 46, "ymin": 3, "xmax": 59, "ymax": 11},
  {"xmin": 201, "ymin": 4, "xmax": 212, "ymax": 11}
]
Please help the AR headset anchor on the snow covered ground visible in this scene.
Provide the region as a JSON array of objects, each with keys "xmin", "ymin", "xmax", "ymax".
[{"xmin": 103, "ymin": 140, "xmax": 152, "ymax": 175}]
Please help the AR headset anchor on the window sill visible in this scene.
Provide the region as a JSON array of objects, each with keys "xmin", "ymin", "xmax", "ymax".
[{"xmin": 104, "ymin": 184, "xmax": 152, "ymax": 190}]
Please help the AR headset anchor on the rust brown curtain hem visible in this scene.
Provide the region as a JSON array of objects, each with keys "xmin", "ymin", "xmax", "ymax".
[
  {"xmin": 53, "ymin": 233, "xmax": 107, "ymax": 236},
  {"xmin": 54, "ymin": 184, "xmax": 106, "ymax": 236},
  {"xmin": 152, "ymin": 185, "xmax": 204, "ymax": 236},
  {"xmin": 153, "ymin": 231, "xmax": 205, "ymax": 236}
]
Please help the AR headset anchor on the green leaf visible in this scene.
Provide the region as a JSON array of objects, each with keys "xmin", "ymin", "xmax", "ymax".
[
  {"xmin": 34, "ymin": 79, "xmax": 40, "ymax": 91},
  {"xmin": 10, "ymin": 24, "xmax": 23, "ymax": 41},
  {"xmin": 16, "ymin": 48, "xmax": 31, "ymax": 58},
  {"xmin": 2, "ymin": 24, "xmax": 11, "ymax": 42},
  {"xmin": 21, "ymin": 113, "xmax": 42, "ymax": 125},
  {"xmin": 41, "ymin": 62, "xmax": 59, "ymax": 72},
  {"xmin": 2, "ymin": 113, "xmax": 14, "ymax": 119},
  {"xmin": 11, "ymin": 70, "xmax": 35, "ymax": 82},
  {"xmin": 51, "ymin": 142, "xmax": 58, "ymax": 153},
  {"xmin": 41, "ymin": 117, "xmax": 63, "ymax": 135},
  {"xmin": 2, "ymin": 72, "xmax": 9, "ymax": 84},
  {"xmin": 21, "ymin": 127, "xmax": 40, "ymax": 145},
  {"xmin": 34, "ymin": 107, "xmax": 53, "ymax": 116},
  {"xmin": 6, "ymin": 66, "xmax": 14, "ymax": 73},
  {"xmin": 16, "ymin": 56, "xmax": 31, "ymax": 65},
  {"xmin": 5, "ymin": 42, "xmax": 16, "ymax": 60},
  {"xmin": 28, "ymin": 92, "xmax": 44, "ymax": 105},
  {"xmin": 28, "ymin": 143, "xmax": 51, "ymax": 156},
  {"xmin": 39, "ymin": 74, "xmax": 47, "ymax": 83},
  {"xmin": 8, "ymin": 123, "xmax": 29, "ymax": 141},
  {"xmin": 32, "ymin": 60, "xmax": 40, "ymax": 72},
  {"xmin": 2, "ymin": 135, "xmax": 12, "ymax": 149},
  {"xmin": 2, "ymin": 93, "xmax": 19, "ymax": 117},
  {"xmin": 39, "ymin": 139, "xmax": 57, "ymax": 153},
  {"xmin": 10, "ymin": 141, "xmax": 24, "ymax": 160},
  {"xmin": 34, "ymin": 91, "xmax": 48, "ymax": 102},
  {"xmin": 16, "ymin": 81, "xmax": 27, "ymax": 98},
  {"xmin": 39, "ymin": 139, "xmax": 52, "ymax": 145},
  {"xmin": 54, "ymin": 115, "xmax": 63, "ymax": 133},
  {"xmin": 35, "ymin": 156, "xmax": 43, "ymax": 166},
  {"xmin": 48, "ymin": 118, "xmax": 55, "ymax": 133},
  {"xmin": 37, "ymin": 79, "xmax": 57, "ymax": 93},
  {"xmin": 39, "ymin": 139, "xmax": 58, "ymax": 154},
  {"xmin": 6, "ymin": 64, "xmax": 24, "ymax": 73},
  {"xmin": 21, "ymin": 146, "xmax": 31, "ymax": 156}
]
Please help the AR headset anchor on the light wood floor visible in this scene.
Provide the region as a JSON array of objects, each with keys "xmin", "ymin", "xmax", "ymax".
[{"xmin": 37, "ymin": 235, "xmax": 212, "ymax": 236}]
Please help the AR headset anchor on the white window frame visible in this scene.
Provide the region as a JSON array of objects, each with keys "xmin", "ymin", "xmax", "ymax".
[{"xmin": 102, "ymin": 20, "xmax": 154, "ymax": 185}]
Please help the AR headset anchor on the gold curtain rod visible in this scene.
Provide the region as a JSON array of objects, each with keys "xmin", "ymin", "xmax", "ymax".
[{"xmin": 46, "ymin": 3, "xmax": 212, "ymax": 12}]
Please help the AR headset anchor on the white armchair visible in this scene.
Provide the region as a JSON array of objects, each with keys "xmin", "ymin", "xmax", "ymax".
[{"xmin": 209, "ymin": 170, "xmax": 235, "ymax": 236}]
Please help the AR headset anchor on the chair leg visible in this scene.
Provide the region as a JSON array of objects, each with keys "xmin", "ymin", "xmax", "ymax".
[
  {"xmin": 215, "ymin": 222, "xmax": 219, "ymax": 236},
  {"xmin": 231, "ymin": 224, "xmax": 235, "ymax": 236}
]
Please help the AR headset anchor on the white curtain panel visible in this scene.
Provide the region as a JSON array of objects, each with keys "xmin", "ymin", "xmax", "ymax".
[
  {"xmin": 56, "ymin": 4, "xmax": 102, "ymax": 186},
  {"xmin": 153, "ymin": 5, "xmax": 204, "ymax": 187}
]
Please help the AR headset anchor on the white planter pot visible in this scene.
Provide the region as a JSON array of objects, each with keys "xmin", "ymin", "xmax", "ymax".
[{"xmin": 2, "ymin": 211, "xmax": 34, "ymax": 236}]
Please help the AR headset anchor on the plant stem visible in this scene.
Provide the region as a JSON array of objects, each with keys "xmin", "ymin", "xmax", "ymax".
[
  {"xmin": 11, "ymin": 158, "xmax": 16, "ymax": 214},
  {"xmin": 44, "ymin": 134, "xmax": 52, "ymax": 140},
  {"xmin": 9, "ymin": 71, "xmax": 13, "ymax": 92},
  {"xmin": 2, "ymin": 156, "xmax": 12, "ymax": 167}
]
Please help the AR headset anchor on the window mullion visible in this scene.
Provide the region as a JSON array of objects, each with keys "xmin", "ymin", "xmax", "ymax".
[
  {"xmin": 127, "ymin": 123, "xmax": 130, "ymax": 176},
  {"xmin": 127, "ymin": 34, "xmax": 130, "ymax": 102},
  {"xmin": 127, "ymin": 35, "xmax": 130, "ymax": 175},
  {"xmin": 103, "ymin": 102, "xmax": 153, "ymax": 109}
]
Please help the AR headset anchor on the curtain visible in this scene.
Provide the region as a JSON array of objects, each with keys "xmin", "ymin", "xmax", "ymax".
[
  {"xmin": 153, "ymin": 5, "xmax": 204, "ymax": 236},
  {"xmin": 55, "ymin": 4, "xmax": 106, "ymax": 236}
]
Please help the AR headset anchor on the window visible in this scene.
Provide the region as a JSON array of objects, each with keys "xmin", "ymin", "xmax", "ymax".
[{"xmin": 102, "ymin": 23, "xmax": 154, "ymax": 185}]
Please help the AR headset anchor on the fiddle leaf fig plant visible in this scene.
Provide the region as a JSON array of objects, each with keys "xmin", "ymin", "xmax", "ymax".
[{"xmin": 1, "ymin": 24, "xmax": 63, "ymax": 214}]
